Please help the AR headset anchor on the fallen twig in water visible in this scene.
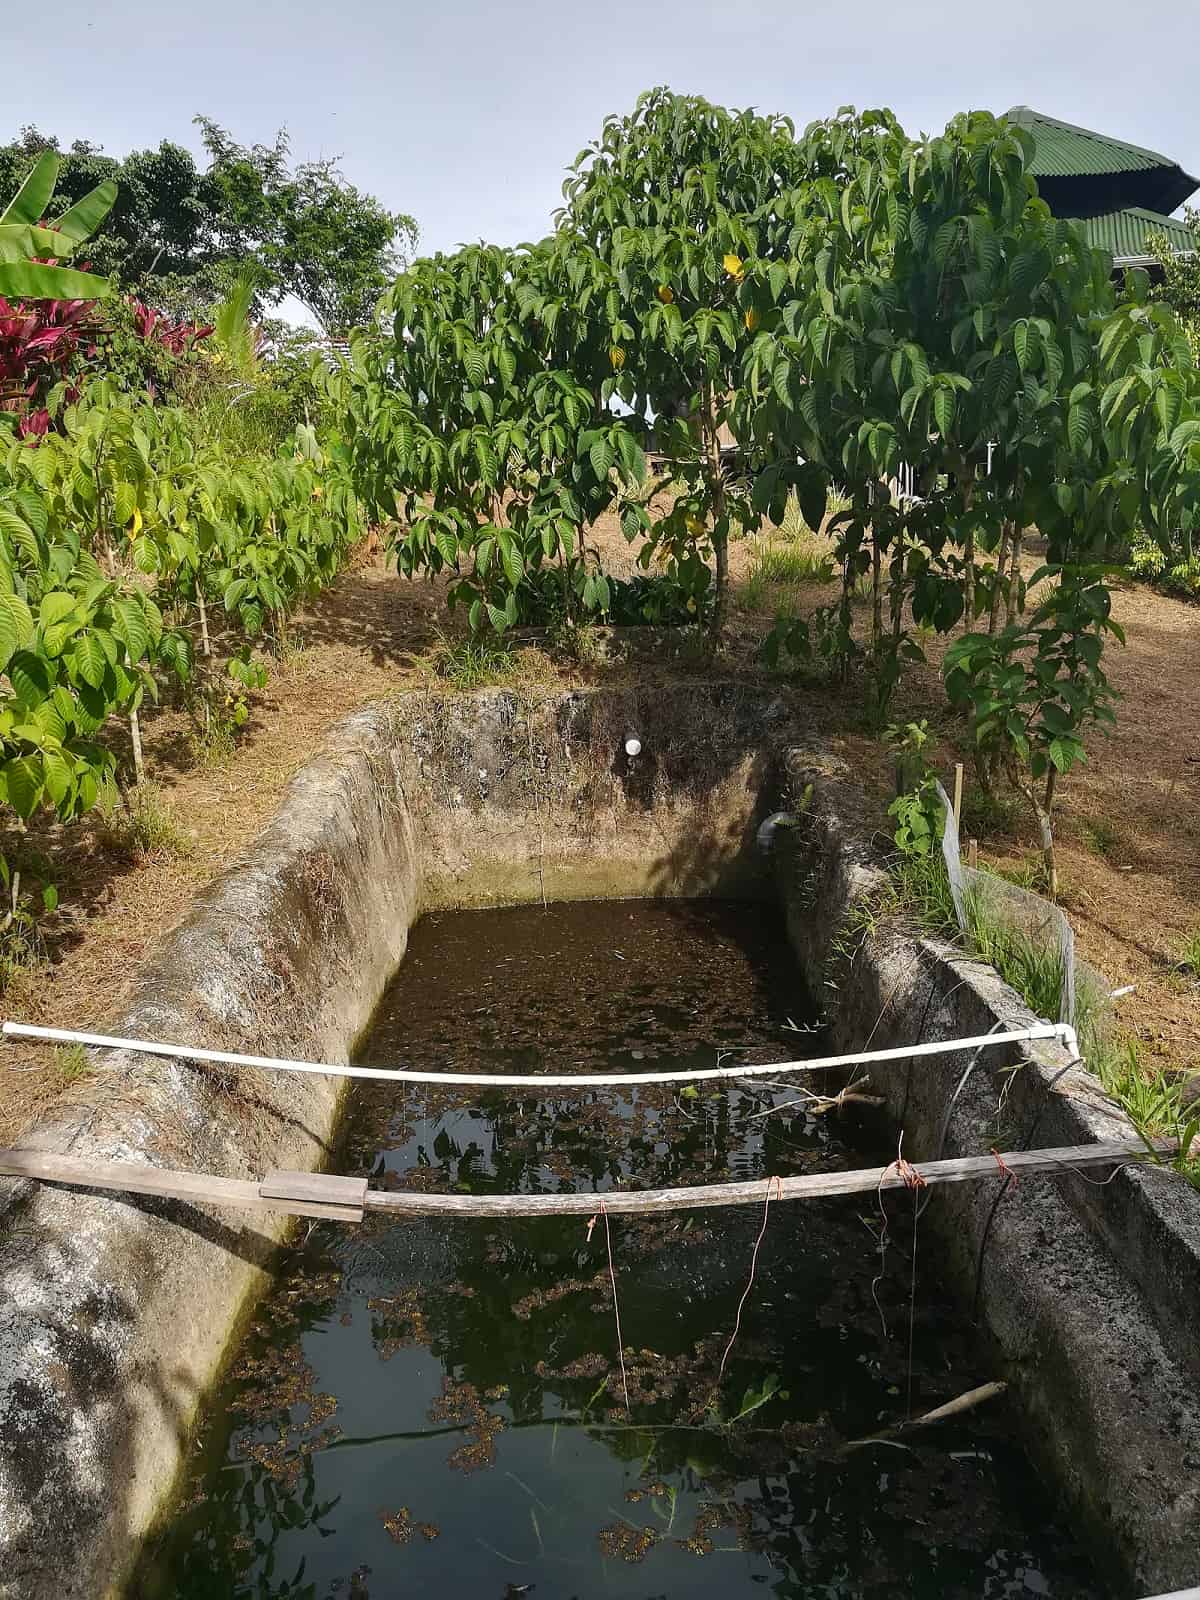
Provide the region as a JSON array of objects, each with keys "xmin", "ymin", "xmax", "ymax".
[
  {"xmin": 841, "ymin": 1381, "xmax": 1008, "ymax": 1453},
  {"xmin": 747, "ymin": 1074, "xmax": 885, "ymax": 1121}
]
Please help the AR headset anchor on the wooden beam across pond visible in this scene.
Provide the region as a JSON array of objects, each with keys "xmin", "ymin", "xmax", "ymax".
[{"xmin": 0, "ymin": 1137, "xmax": 1175, "ymax": 1225}]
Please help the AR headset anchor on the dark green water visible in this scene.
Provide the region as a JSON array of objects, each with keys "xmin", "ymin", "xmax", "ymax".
[{"xmin": 137, "ymin": 900, "xmax": 1107, "ymax": 1600}]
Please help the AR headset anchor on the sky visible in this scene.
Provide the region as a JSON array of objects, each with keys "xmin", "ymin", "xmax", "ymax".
[{"xmin": 3, "ymin": 0, "xmax": 1198, "ymax": 276}]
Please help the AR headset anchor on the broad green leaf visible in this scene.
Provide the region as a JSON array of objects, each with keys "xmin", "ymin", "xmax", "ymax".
[
  {"xmin": 0, "ymin": 261, "xmax": 111, "ymax": 300},
  {"xmin": 589, "ymin": 437, "xmax": 615, "ymax": 481},
  {"xmin": 0, "ymin": 150, "xmax": 58, "ymax": 227},
  {"xmin": 0, "ymin": 592, "xmax": 35, "ymax": 670},
  {"xmin": 112, "ymin": 483, "xmax": 137, "ymax": 527},
  {"xmin": 51, "ymin": 180, "xmax": 118, "ymax": 245},
  {"xmin": 9, "ymin": 648, "xmax": 52, "ymax": 708},
  {"xmin": 3, "ymin": 756, "xmax": 43, "ymax": 820},
  {"xmin": 72, "ymin": 634, "xmax": 107, "ymax": 690}
]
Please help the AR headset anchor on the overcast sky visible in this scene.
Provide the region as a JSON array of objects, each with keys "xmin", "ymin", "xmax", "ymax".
[{"xmin": 4, "ymin": 0, "xmax": 1197, "ymax": 265}]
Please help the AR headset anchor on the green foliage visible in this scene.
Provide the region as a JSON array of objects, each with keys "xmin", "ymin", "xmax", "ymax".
[
  {"xmin": 1176, "ymin": 927, "xmax": 1200, "ymax": 978},
  {"xmin": 885, "ymin": 720, "xmax": 944, "ymax": 858},
  {"xmin": 326, "ymin": 242, "xmax": 648, "ymax": 634},
  {"xmin": 744, "ymin": 538, "xmax": 836, "ymax": 609},
  {"xmin": 0, "ymin": 378, "xmax": 360, "ymax": 817},
  {"xmin": 963, "ymin": 892, "xmax": 1068, "ymax": 1020},
  {"xmin": 558, "ymin": 87, "xmax": 814, "ymax": 640},
  {"xmin": 96, "ymin": 781, "xmax": 192, "ymax": 862},
  {"xmin": 0, "ymin": 854, "xmax": 49, "ymax": 992},
  {"xmin": 1092, "ymin": 1041, "xmax": 1200, "ymax": 1188},
  {"xmin": 194, "ymin": 119, "xmax": 417, "ymax": 334},
  {"xmin": 0, "ymin": 122, "xmax": 415, "ymax": 335},
  {"xmin": 1127, "ymin": 526, "xmax": 1200, "ymax": 598},
  {"xmin": 1148, "ymin": 209, "xmax": 1200, "ymax": 360},
  {"xmin": 0, "ymin": 149, "xmax": 115, "ymax": 301}
]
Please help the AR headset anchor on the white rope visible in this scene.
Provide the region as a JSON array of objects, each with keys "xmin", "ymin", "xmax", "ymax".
[{"xmin": 1, "ymin": 1019, "xmax": 1077, "ymax": 1090}]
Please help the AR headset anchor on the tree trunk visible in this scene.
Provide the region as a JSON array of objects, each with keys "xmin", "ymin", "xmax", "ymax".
[
  {"xmin": 1006, "ymin": 527, "xmax": 1024, "ymax": 626},
  {"xmin": 870, "ymin": 525, "xmax": 884, "ymax": 655},
  {"xmin": 1010, "ymin": 760, "xmax": 1058, "ymax": 899},
  {"xmin": 197, "ymin": 587, "xmax": 211, "ymax": 659},
  {"xmin": 701, "ymin": 386, "xmax": 728, "ymax": 647},
  {"xmin": 129, "ymin": 707, "xmax": 145, "ymax": 788},
  {"xmin": 961, "ymin": 463, "xmax": 977, "ymax": 627},
  {"xmin": 988, "ymin": 526, "xmax": 1010, "ymax": 636}
]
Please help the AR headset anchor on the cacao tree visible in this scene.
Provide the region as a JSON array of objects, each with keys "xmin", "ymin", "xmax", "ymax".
[{"xmin": 328, "ymin": 241, "xmax": 647, "ymax": 633}]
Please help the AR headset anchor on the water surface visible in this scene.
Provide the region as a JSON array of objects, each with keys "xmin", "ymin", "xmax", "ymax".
[{"xmin": 137, "ymin": 899, "xmax": 1107, "ymax": 1600}]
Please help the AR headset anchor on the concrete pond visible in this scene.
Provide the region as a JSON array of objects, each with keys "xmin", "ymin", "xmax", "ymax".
[{"xmin": 0, "ymin": 684, "xmax": 1197, "ymax": 1598}]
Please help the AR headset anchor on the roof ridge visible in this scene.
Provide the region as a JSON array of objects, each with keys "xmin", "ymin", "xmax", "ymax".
[{"xmin": 1004, "ymin": 105, "xmax": 1177, "ymax": 170}]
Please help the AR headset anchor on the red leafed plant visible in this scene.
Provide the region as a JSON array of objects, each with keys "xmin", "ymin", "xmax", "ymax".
[
  {"xmin": 0, "ymin": 294, "xmax": 98, "ymax": 419},
  {"xmin": 129, "ymin": 299, "xmax": 214, "ymax": 356}
]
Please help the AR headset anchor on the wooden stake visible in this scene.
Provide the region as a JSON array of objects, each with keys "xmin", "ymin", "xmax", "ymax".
[
  {"xmin": 953, "ymin": 762, "xmax": 964, "ymax": 827},
  {"xmin": 967, "ymin": 838, "xmax": 979, "ymax": 870}
]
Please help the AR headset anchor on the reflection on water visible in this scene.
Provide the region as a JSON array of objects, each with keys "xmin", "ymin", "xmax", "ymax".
[{"xmin": 136, "ymin": 900, "xmax": 1107, "ymax": 1600}]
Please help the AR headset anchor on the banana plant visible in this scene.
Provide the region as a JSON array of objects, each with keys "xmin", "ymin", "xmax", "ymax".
[{"xmin": 0, "ymin": 151, "xmax": 117, "ymax": 302}]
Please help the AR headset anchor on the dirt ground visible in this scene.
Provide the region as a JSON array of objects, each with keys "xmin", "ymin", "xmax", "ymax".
[{"xmin": 0, "ymin": 522, "xmax": 1196, "ymax": 1143}]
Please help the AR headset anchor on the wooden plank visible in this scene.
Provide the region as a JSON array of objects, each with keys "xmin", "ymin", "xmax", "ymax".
[
  {"xmin": 0, "ymin": 1147, "xmax": 269, "ymax": 1212},
  {"xmin": 0, "ymin": 1138, "xmax": 1176, "ymax": 1226},
  {"xmin": 260, "ymin": 1170, "xmax": 368, "ymax": 1221},
  {"xmin": 363, "ymin": 1138, "xmax": 1175, "ymax": 1219}
]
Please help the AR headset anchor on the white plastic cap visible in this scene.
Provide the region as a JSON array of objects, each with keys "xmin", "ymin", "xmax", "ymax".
[{"xmin": 624, "ymin": 736, "xmax": 642, "ymax": 758}]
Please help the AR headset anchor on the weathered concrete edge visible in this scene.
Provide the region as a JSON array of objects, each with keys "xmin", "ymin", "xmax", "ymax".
[
  {"xmin": 0, "ymin": 706, "xmax": 421, "ymax": 1600},
  {"xmin": 0, "ymin": 683, "xmax": 792, "ymax": 1600},
  {"xmin": 778, "ymin": 751, "xmax": 1200, "ymax": 1596}
]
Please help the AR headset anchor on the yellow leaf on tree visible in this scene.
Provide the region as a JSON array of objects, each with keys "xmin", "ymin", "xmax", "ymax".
[
  {"xmin": 723, "ymin": 253, "xmax": 745, "ymax": 278},
  {"xmin": 130, "ymin": 506, "xmax": 142, "ymax": 534},
  {"xmin": 744, "ymin": 308, "xmax": 759, "ymax": 331},
  {"xmin": 657, "ymin": 284, "xmax": 674, "ymax": 304},
  {"xmin": 609, "ymin": 345, "xmax": 625, "ymax": 370}
]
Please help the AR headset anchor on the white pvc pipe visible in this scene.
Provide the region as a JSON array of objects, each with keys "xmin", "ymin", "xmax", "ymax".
[{"xmin": 1, "ymin": 1019, "xmax": 1076, "ymax": 1091}]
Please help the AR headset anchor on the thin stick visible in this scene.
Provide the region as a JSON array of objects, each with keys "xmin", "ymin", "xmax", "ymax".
[
  {"xmin": 598, "ymin": 1198, "xmax": 630, "ymax": 1417},
  {"xmin": 907, "ymin": 1184, "xmax": 919, "ymax": 1418},
  {"xmin": 718, "ymin": 1175, "xmax": 781, "ymax": 1385}
]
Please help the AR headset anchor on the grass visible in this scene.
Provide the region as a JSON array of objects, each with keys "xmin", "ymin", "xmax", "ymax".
[
  {"xmin": 97, "ymin": 784, "xmax": 193, "ymax": 863},
  {"xmin": 420, "ymin": 633, "xmax": 557, "ymax": 690},
  {"xmin": 743, "ymin": 535, "xmax": 837, "ymax": 612},
  {"xmin": 958, "ymin": 788, "xmax": 1021, "ymax": 839},
  {"xmin": 50, "ymin": 1044, "xmax": 90, "ymax": 1088},
  {"xmin": 876, "ymin": 847, "xmax": 1200, "ymax": 1186},
  {"xmin": 1091, "ymin": 1039, "xmax": 1200, "ymax": 1187},
  {"xmin": 1176, "ymin": 926, "xmax": 1200, "ymax": 978},
  {"xmin": 1079, "ymin": 816, "xmax": 1123, "ymax": 861}
]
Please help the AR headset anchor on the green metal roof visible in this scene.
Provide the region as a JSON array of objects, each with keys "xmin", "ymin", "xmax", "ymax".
[
  {"xmin": 1071, "ymin": 207, "xmax": 1197, "ymax": 264},
  {"xmin": 1070, "ymin": 207, "xmax": 1197, "ymax": 264},
  {"xmin": 1006, "ymin": 106, "xmax": 1184, "ymax": 179}
]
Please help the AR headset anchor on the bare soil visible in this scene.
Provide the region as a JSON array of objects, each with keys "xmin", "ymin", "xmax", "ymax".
[{"xmin": 1, "ymin": 525, "xmax": 1196, "ymax": 1142}]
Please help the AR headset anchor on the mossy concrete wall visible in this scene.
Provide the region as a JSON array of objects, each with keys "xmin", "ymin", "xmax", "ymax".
[
  {"xmin": 0, "ymin": 684, "xmax": 798, "ymax": 1600},
  {"xmin": 778, "ymin": 749, "xmax": 1200, "ymax": 1597}
]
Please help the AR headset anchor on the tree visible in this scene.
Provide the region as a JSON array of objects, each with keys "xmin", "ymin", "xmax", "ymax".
[
  {"xmin": 557, "ymin": 87, "xmax": 809, "ymax": 642},
  {"xmin": 1149, "ymin": 209, "xmax": 1200, "ymax": 358},
  {"xmin": 329, "ymin": 240, "xmax": 647, "ymax": 632},
  {"xmin": 752, "ymin": 107, "xmax": 1200, "ymax": 889},
  {"xmin": 0, "ymin": 128, "xmax": 222, "ymax": 289},
  {"xmin": 194, "ymin": 119, "xmax": 417, "ymax": 334},
  {"xmin": 0, "ymin": 122, "xmax": 417, "ymax": 334}
]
